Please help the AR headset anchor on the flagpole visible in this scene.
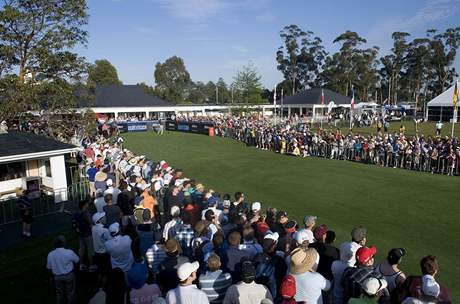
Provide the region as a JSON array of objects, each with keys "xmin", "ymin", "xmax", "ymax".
[
  {"xmin": 452, "ymin": 79, "xmax": 458, "ymax": 138},
  {"xmin": 321, "ymin": 89, "xmax": 324, "ymax": 130},
  {"xmin": 349, "ymin": 89, "xmax": 354, "ymax": 131}
]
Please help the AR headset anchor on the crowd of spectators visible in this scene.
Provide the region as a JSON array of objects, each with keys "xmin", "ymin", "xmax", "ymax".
[
  {"xmin": 204, "ymin": 116, "xmax": 459, "ymax": 176},
  {"xmin": 45, "ymin": 133, "xmax": 452, "ymax": 304}
]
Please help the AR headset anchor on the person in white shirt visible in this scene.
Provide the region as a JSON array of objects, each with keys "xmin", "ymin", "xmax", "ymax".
[
  {"xmin": 104, "ymin": 179, "xmax": 121, "ymax": 204},
  {"xmin": 91, "ymin": 212, "xmax": 111, "ymax": 285},
  {"xmin": 166, "ymin": 261, "xmax": 210, "ymax": 304},
  {"xmin": 331, "ymin": 242, "xmax": 356, "ymax": 304},
  {"xmin": 290, "ymin": 247, "xmax": 331, "ymax": 304},
  {"xmin": 223, "ymin": 260, "xmax": 272, "ymax": 304},
  {"xmin": 94, "ymin": 189, "xmax": 106, "ymax": 213},
  {"xmin": 46, "ymin": 235, "xmax": 79, "ymax": 304},
  {"xmin": 104, "ymin": 223, "xmax": 134, "ymax": 272}
]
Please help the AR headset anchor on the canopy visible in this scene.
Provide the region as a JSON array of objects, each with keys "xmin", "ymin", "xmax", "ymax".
[{"xmin": 427, "ymin": 83, "xmax": 458, "ymax": 107}]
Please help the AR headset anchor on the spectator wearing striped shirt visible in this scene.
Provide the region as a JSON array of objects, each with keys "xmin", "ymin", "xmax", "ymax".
[
  {"xmin": 145, "ymin": 240, "xmax": 167, "ymax": 274},
  {"xmin": 199, "ymin": 253, "xmax": 232, "ymax": 304}
]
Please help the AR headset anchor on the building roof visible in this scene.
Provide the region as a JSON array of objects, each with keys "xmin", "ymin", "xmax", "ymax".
[
  {"xmin": 0, "ymin": 131, "xmax": 78, "ymax": 163},
  {"xmin": 277, "ymin": 88, "xmax": 354, "ymax": 106},
  {"xmin": 79, "ymin": 85, "xmax": 172, "ymax": 108},
  {"xmin": 427, "ymin": 83, "xmax": 458, "ymax": 107}
]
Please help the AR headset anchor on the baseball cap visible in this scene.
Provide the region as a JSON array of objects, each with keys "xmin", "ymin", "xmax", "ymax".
[
  {"xmin": 285, "ymin": 220, "xmax": 297, "ymax": 233},
  {"xmin": 294, "ymin": 230, "xmax": 310, "ymax": 245},
  {"xmin": 170, "ymin": 205, "xmax": 180, "ymax": 216},
  {"xmin": 251, "ymin": 202, "xmax": 261, "ymax": 211},
  {"xmin": 263, "ymin": 232, "xmax": 279, "ymax": 251},
  {"xmin": 280, "ymin": 274, "xmax": 296, "ymax": 299},
  {"xmin": 313, "ymin": 224, "xmax": 328, "ymax": 240},
  {"xmin": 207, "ymin": 196, "xmax": 217, "ymax": 206},
  {"xmin": 362, "ymin": 277, "xmax": 388, "ymax": 295},
  {"xmin": 276, "ymin": 211, "xmax": 288, "ymax": 220},
  {"xmin": 352, "ymin": 227, "xmax": 367, "ymax": 242},
  {"xmin": 106, "ymin": 179, "xmax": 113, "ymax": 186},
  {"xmin": 177, "ymin": 261, "xmax": 200, "ymax": 281},
  {"xmin": 356, "ymin": 246, "xmax": 377, "ymax": 264},
  {"xmin": 388, "ymin": 248, "xmax": 406, "ymax": 262},
  {"xmin": 92, "ymin": 212, "xmax": 105, "ymax": 224},
  {"xmin": 222, "ymin": 199, "xmax": 231, "ymax": 208},
  {"xmin": 303, "ymin": 215, "xmax": 317, "ymax": 226},
  {"xmin": 109, "ymin": 222, "xmax": 120, "ymax": 235},
  {"xmin": 165, "ymin": 239, "xmax": 180, "ymax": 254}
]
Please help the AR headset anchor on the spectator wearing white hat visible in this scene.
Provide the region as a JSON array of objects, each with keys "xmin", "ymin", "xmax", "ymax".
[
  {"xmin": 104, "ymin": 223, "xmax": 134, "ymax": 272},
  {"xmin": 165, "ymin": 261, "xmax": 209, "ymax": 304},
  {"xmin": 104, "ymin": 179, "xmax": 121, "ymax": 205},
  {"xmin": 91, "ymin": 212, "xmax": 111, "ymax": 286},
  {"xmin": 348, "ymin": 277, "xmax": 389, "ymax": 304},
  {"xmin": 94, "ymin": 189, "xmax": 106, "ymax": 213}
]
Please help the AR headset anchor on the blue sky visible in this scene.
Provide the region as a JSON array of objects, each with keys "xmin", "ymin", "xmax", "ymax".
[{"xmin": 78, "ymin": 0, "xmax": 460, "ymax": 88}]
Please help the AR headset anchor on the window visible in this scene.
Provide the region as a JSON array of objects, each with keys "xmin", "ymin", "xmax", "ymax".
[
  {"xmin": 0, "ymin": 162, "xmax": 27, "ymax": 181},
  {"xmin": 43, "ymin": 160, "xmax": 52, "ymax": 177}
]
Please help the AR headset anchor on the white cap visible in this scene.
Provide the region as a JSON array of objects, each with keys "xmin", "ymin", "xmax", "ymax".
[
  {"xmin": 422, "ymin": 275, "xmax": 440, "ymax": 297},
  {"xmin": 264, "ymin": 232, "xmax": 279, "ymax": 242},
  {"xmin": 141, "ymin": 183, "xmax": 151, "ymax": 191},
  {"xmin": 177, "ymin": 261, "xmax": 200, "ymax": 281},
  {"xmin": 174, "ymin": 179, "xmax": 184, "ymax": 187},
  {"xmin": 106, "ymin": 179, "xmax": 113, "ymax": 186},
  {"xmin": 92, "ymin": 212, "xmax": 105, "ymax": 224},
  {"xmin": 109, "ymin": 222, "xmax": 120, "ymax": 235},
  {"xmin": 170, "ymin": 205, "xmax": 180, "ymax": 216},
  {"xmin": 294, "ymin": 230, "xmax": 309, "ymax": 245},
  {"xmin": 362, "ymin": 277, "xmax": 388, "ymax": 295},
  {"xmin": 251, "ymin": 202, "xmax": 261, "ymax": 211}
]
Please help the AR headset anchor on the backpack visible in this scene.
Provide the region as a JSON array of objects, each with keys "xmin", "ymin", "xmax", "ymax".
[{"xmin": 255, "ymin": 254, "xmax": 277, "ymax": 298}]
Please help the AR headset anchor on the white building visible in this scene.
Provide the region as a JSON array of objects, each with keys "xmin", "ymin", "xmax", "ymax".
[{"xmin": 0, "ymin": 131, "xmax": 79, "ymax": 202}]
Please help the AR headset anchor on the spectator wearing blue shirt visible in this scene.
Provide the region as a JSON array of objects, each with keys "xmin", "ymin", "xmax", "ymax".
[{"xmin": 86, "ymin": 162, "xmax": 98, "ymax": 197}]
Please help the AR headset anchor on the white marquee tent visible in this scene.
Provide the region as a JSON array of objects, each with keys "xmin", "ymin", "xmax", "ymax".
[{"xmin": 426, "ymin": 82, "xmax": 458, "ymax": 121}]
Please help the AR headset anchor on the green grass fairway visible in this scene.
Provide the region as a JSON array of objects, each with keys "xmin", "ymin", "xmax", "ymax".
[{"xmin": 125, "ymin": 131, "xmax": 460, "ymax": 300}]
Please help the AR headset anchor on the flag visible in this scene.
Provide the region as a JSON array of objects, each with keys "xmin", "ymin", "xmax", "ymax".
[
  {"xmin": 454, "ymin": 81, "xmax": 458, "ymax": 109},
  {"xmin": 273, "ymin": 85, "xmax": 277, "ymax": 106},
  {"xmin": 321, "ymin": 89, "xmax": 325, "ymax": 105}
]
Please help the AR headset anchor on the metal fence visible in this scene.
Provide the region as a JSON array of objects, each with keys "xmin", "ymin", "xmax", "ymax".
[{"xmin": 0, "ymin": 181, "xmax": 90, "ymax": 226}]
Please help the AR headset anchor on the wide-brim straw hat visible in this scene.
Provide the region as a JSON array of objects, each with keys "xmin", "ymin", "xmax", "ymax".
[
  {"xmin": 95, "ymin": 171, "xmax": 107, "ymax": 182},
  {"xmin": 290, "ymin": 247, "xmax": 318, "ymax": 275}
]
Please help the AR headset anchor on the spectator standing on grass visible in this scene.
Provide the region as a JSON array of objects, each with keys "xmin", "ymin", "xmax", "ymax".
[
  {"xmin": 104, "ymin": 179, "xmax": 121, "ymax": 205},
  {"xmin": 17, "ymin": 189, "xmax": 32, "ymax": 237},
  {"xmin": 105, "ymin": 222, "xmax": 134, "ymax": 272},
  {"xmin": 224, "ymin": 260, "xmax": 273, "ymax": 304},
  {"xmin": 348, "ymin": 277, "xmax": 389, "ymax": 304},
  {"xmin": 103, "ymin": 193, "xmax": 121, "ymax": 227},
  {"xmin": 298, "ymin": 215, "xmax": 316, "ymax": 244},
  {"xmin": 399, "ymin": 255, "xmax": 451, "ymax": 303},
  {"xmin": 127, "ymin": 262, "xmax": 162, "ymax": 304},
  {"xmin": 163, "ymin": 206, "xmax": 183, "ymax": 241},
  {"xmin": 199, "ymin": 253, "xmax": 232, "ymax": 304},
  {"xmin": 290, "ymin": 247, "xmax": 331, "ymax": 304},
  {"xmin": 73, "ymin": 200, "xmax": 96, "ymax": 271},
  {"xmin": 376, "ymin": 248, "xmax": 407, "ymax": 295},
  {"xmin": 331, "ymin": 242, "xmax": 356, "ymax": 304},
  {"xmin": 91, "ymin": 212, "xmax": 111, "ymax": 287},
  {"xmin": 94, "ymin": 189, "xmax": 105, "ymax": 213},
  {"xmin": 166, "ymin": 261, "xmax": 210, "ymax": 304},
  {"xmin": 158, "ymin": 238, "xmax": 190, "ymax": 293},
  {"xmin": 342, "ymin": 246, "xmax": 390, "ymax": 302},
  {"xmin": 46, "ymin": 235, "xmax": 79, "ymax": 304},
  {"xmin": 309, "ymin": 224, "xmax": 339, "ymax": 281}
]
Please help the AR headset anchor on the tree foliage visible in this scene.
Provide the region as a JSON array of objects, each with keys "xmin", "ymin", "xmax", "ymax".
[
  {"xmin": 87, "ymin": 59, "xmax": 122, "ymax": 89},
  {"xmin": 276, "ymin": 25, "xmax": 326, "ymax": 94},
  {"xmin": 154, "ymin": 56, "xmax": 192, "ymax": 103},
  {"xmin": 232, "ymin": 63, "xmax": 265, "ymax": 104},
  {"xmin": 0, "ymin": 0, "xmax": 88, "ymax": 121}
]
